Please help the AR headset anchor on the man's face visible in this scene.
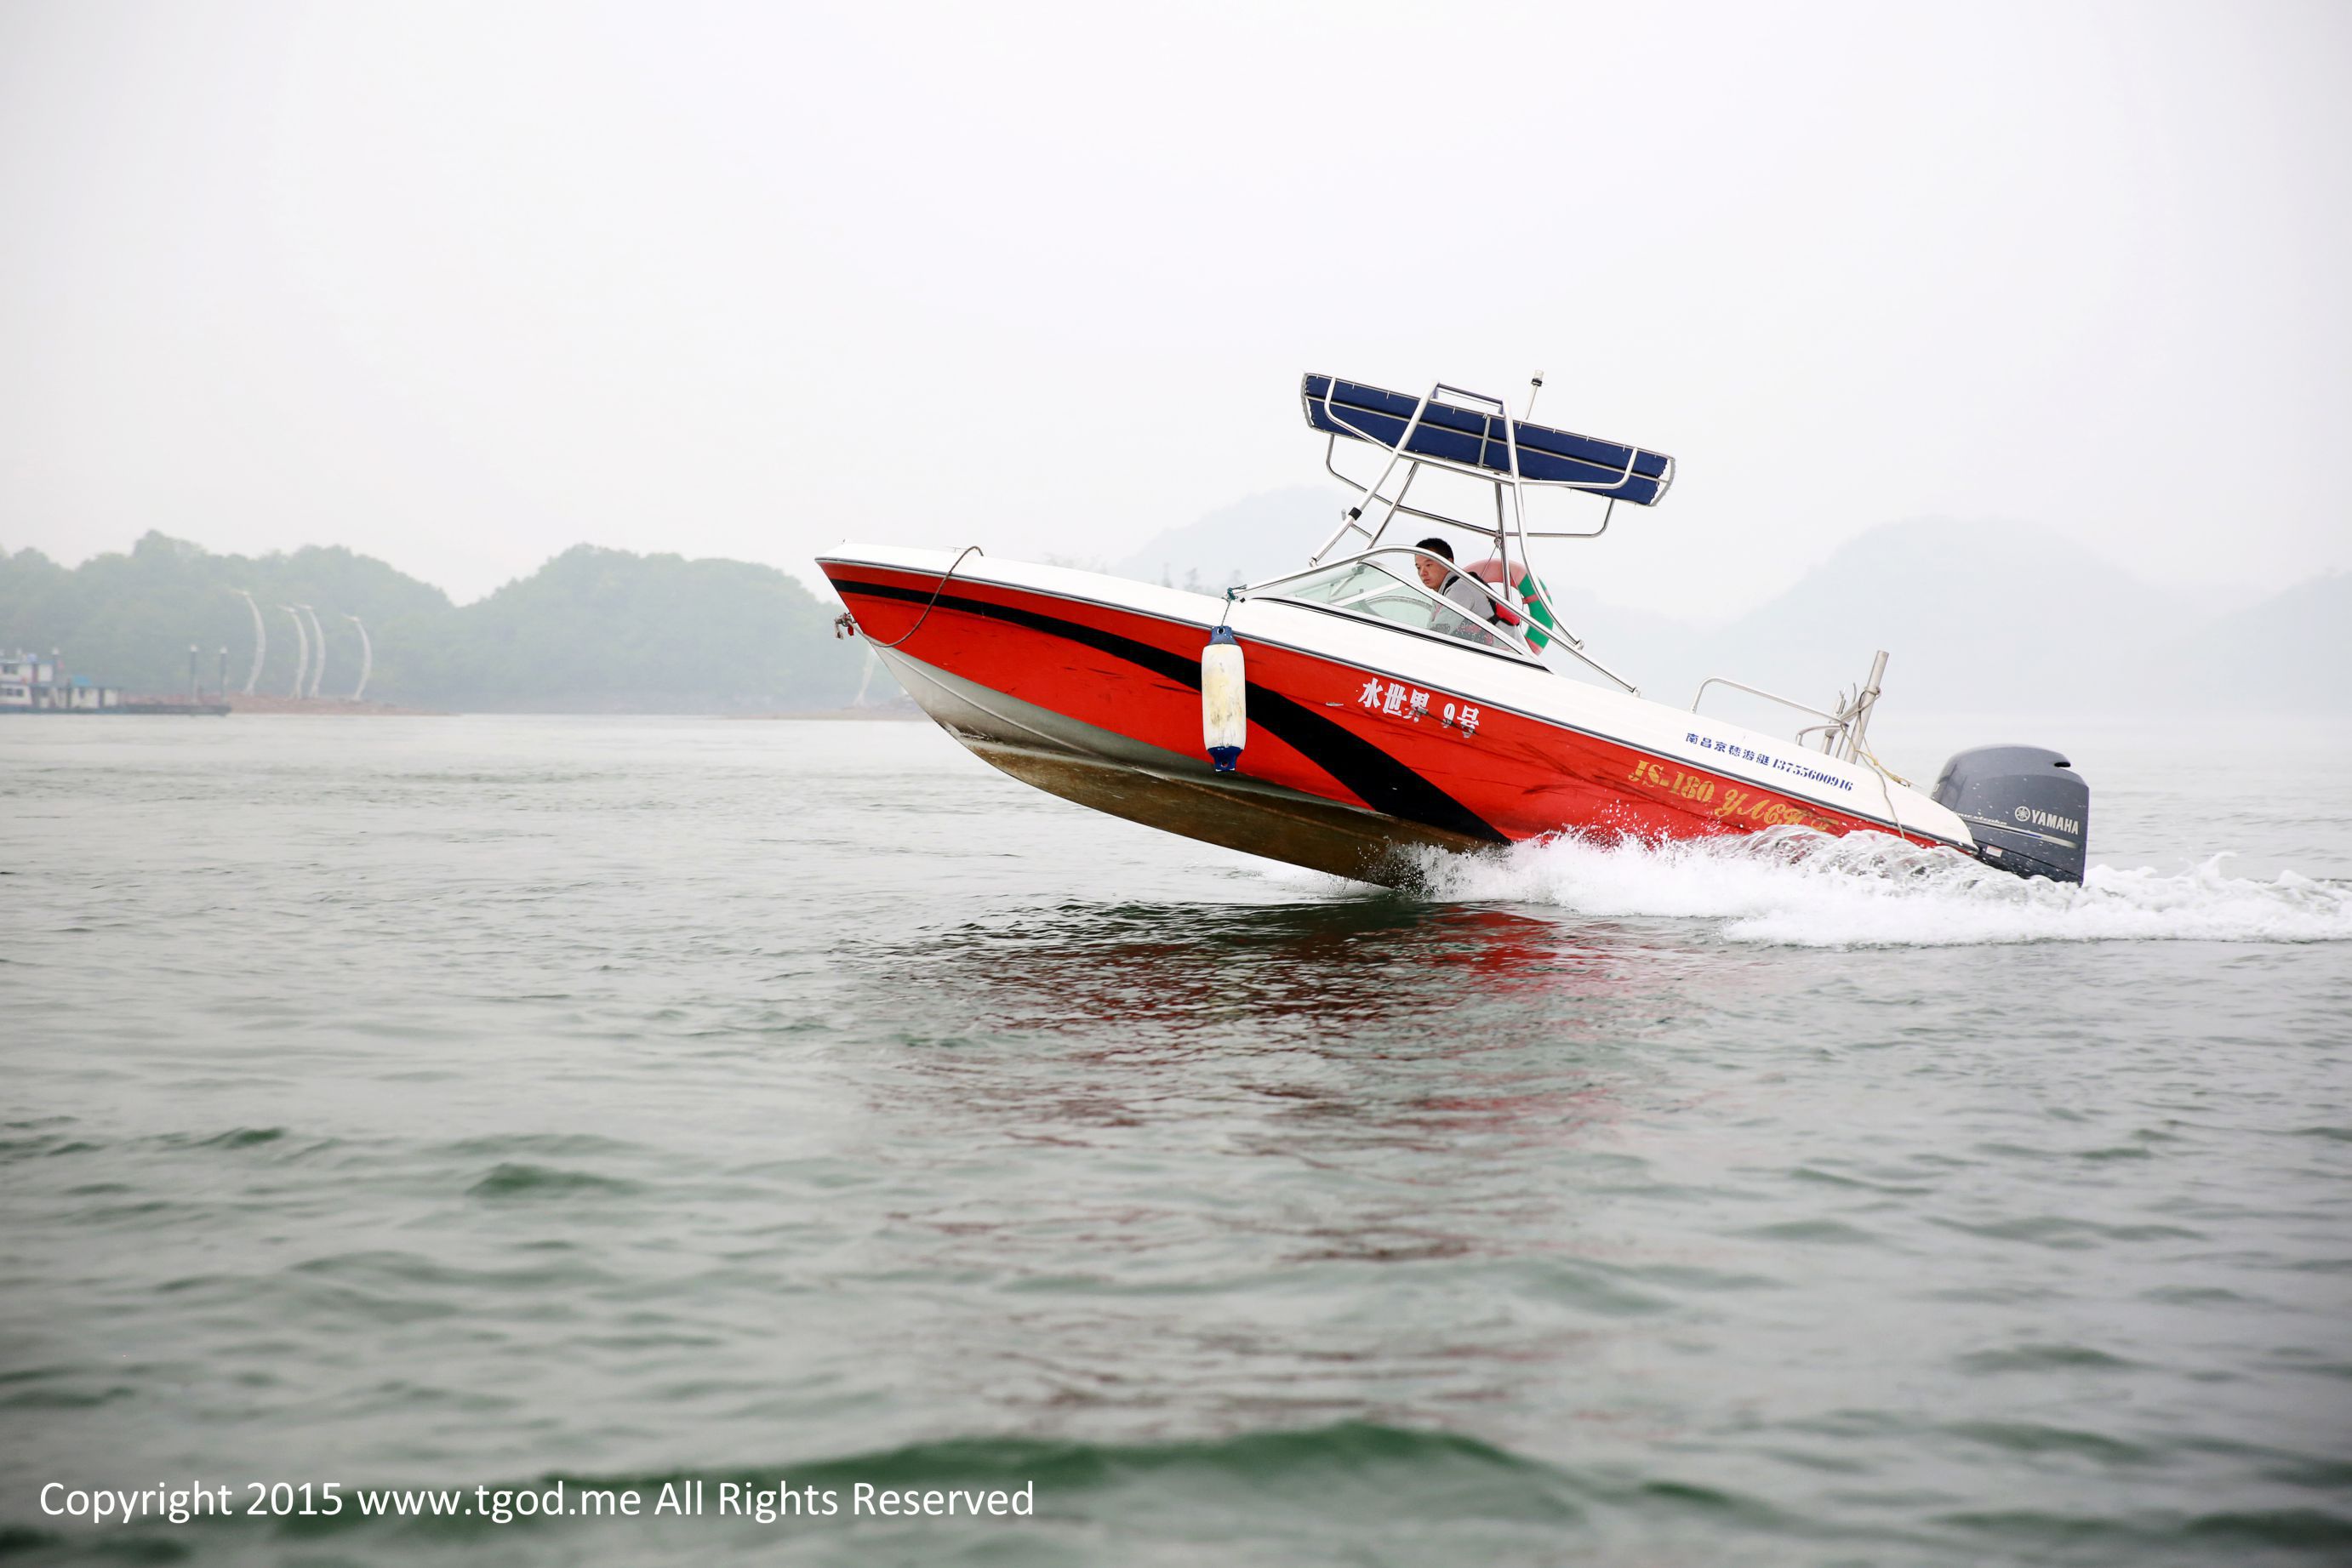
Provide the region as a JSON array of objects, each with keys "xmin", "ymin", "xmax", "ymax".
[{"xmin": 1414, "ymin": 555, "xmax": 1447, "ymax": 590}]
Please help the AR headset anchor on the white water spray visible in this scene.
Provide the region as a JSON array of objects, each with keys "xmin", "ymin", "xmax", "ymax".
[{"xmin": 1401, "ymin": 828, "xmax": 2352, "ymax": 949}]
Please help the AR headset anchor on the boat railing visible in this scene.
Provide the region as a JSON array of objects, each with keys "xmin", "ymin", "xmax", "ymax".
[
  {"xmin": 1238, "ymin": 546, "xmax": 1641, "ymax": 695},
  {"xmin": 1319, "ymin": 441, "xmax": 1625, "ymax": 543},
  {"xmin": 1693, "ymin": 650, "xmax": 1888, "ymax": 762}
]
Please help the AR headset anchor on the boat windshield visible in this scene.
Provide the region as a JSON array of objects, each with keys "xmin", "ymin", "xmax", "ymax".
[{"xmin": 1265, "ymin": 557, "xmax": 1516, "ymax": 653}]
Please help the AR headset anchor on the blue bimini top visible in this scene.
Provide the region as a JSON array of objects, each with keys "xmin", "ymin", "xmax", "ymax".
[{"xmin": 1301, "ymin": 374, "xmax": 1674, "ymax": 506}]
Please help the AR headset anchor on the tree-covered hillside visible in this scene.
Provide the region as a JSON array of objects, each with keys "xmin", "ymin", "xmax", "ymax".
[
  {"xmin": 394, "ymin": 545, "xmax": 859, "ymax": 710},
  {"xmin": 0, "ymin": 533, "xmax": 861, "ymax": 710}
]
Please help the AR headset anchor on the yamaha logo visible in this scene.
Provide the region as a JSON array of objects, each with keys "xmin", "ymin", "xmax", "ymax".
[
  {"xmin": 2011, "ymin": 804, "xmax": 2081, "ymax": 835},
  {"xmin": 2012, "ymin": 806, "xmax": 2029, "ymax": 822}
]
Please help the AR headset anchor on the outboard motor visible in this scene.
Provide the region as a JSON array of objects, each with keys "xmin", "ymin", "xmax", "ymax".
[{"xmin": 1931, "ymin": 745, "xmax": 2089, "ymax": 884}]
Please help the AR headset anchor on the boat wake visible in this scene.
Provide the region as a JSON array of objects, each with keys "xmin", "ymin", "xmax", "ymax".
[{"xmin": 1401, "ymin": 827, "xmax": 2352, "ymax": 948}]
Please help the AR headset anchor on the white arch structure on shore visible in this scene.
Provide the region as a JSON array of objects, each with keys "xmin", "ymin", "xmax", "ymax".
[
  {"xmin": 279, "ymin": 605, "xmax": 309, "ymax": 698},
  {"xmin": 233, "ymin": 589, "xmax": 265, "ymax": 693},
  {"xmin": 301, "ymin": 605, "xmax": 328, "ymax": 698},
  {"xmin": 345, "ymin": 614, "xmax": 372, "ymax": 702}
]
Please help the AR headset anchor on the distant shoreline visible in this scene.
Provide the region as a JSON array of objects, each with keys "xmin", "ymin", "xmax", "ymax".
[
  {"xmin": 224, "ymin": 694, "xmax": 452, "ymax": 716},
  {"xmin": 727, "ymin": 707, "xmax": 923, "ymax": 721}
]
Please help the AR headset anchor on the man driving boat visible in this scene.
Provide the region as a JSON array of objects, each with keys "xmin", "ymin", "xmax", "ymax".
[{"xmin": 1412, "ymin": 538, "xmax": 1501, "ymax": 629}]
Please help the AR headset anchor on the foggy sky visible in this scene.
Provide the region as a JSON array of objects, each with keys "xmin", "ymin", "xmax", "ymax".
[{"xmin": 3, "ymin": 0, "xmax": 2347, "ymax": 618}]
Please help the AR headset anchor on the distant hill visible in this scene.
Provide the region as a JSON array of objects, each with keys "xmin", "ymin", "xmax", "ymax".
[
  {"xmin": 1116, "ymin": 488, "xmax": 1335, "ymax": 590},
  {"xmin": 394, "ymin": 545, "xmax": 856, "ymax": 710},
  {"xmin": 1669, "ymin": 518, "xmax": 2197, "ymax": 715},
  {"xmin": 2144, "ymin": 571, "xmax": 2351, "ymax": 712},
  {"xmin": 0, "ymin": 533, "xmax": 861, "ymax": 711},
  {"xmin": 1597, "ymin": 521, "xmax": 2341, "ymax": 717}
]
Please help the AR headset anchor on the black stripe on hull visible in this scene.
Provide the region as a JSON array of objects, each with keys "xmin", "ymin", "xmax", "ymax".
[{"xmin": 836, "ymin": 577, "xmax": 1507, "ymax": 845}]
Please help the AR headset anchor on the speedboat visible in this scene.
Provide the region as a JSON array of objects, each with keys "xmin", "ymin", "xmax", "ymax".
[{"xmin": 819, "ymin": 373, "xmax": 2090, "ymax": 886}]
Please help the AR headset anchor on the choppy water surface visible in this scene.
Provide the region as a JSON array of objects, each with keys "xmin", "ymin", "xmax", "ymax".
[{"xmin": 3, "ymin": 714, "xmax": 2348, "ymax": 1566}]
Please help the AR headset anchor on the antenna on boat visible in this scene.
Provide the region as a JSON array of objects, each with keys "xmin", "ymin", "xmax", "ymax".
[{"xmin": 1524, "ymin": 372, "xmax": 1544, "ymax": 421}]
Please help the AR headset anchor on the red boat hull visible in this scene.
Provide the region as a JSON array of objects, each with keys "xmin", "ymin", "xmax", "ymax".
[{"xmin": 825, "ymin": 556, "xmax": 1949, "ymax": 884}]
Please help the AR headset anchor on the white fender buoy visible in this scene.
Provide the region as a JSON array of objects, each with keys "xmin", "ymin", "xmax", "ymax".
[{"xmin": 1202, "ymin": 626, "xmax": 1246, "ymax": 773}]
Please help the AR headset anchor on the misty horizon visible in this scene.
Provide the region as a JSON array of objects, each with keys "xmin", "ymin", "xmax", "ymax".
[
  {"xmin": 21, "ymin": 488, "xmax": 2349, "ymax": 626},
  {"xmin": 14, "ymin": 509, "xmax": 2345, "ymax": 721},
  {"xmin": 4, "ymin": 1, "xmax": 2349, "ymax": 624}
]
